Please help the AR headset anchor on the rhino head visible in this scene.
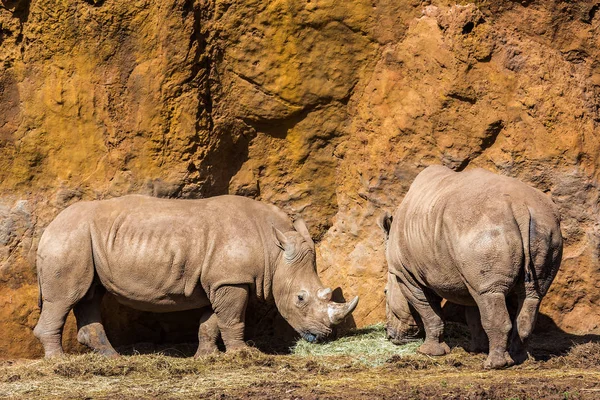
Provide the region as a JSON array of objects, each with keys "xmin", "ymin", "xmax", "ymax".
[
  {"xmin": 271, "ymin": 219, "xmax": 359, "ymax": 343},
  {"xmin": 385, "ymin": 272, "xmax": 423, "ymax": 344}
]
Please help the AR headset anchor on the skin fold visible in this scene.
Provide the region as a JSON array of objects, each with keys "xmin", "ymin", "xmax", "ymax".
[
  {"xmin": 34, "ymin": 195, "xmax": 358, "ymax": 358},
  {"xmin": 380, "ymin": 165, "xmax": 562, "ymax": 369}
]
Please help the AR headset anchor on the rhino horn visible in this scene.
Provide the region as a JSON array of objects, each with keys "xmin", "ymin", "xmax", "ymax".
[
  {"xmin": 327, "ymin": 296, "xmax": 359, "ymax": 325},
  {"xmin": 317, "ymin": 287, "xmax": 332, "ymax": 301}
]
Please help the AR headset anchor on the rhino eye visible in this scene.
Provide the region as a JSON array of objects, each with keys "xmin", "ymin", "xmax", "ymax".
[{"xmin": 296, "ymin": 290, "xmax": 309, "ymax": 305}]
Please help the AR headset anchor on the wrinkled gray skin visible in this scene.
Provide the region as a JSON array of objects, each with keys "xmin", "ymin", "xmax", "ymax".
[
  {"xmin": 379, "ymin": 166, "xmax": 562, "ymax": 369},
  {"xmin": 34, "ymin": 195, "xmax": 358, "ymax": 358}
]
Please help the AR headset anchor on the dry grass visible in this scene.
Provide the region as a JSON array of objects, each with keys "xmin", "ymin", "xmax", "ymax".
[{"xmin": 1, "ymin": 324, "xmax": 599, "ymax": 399}]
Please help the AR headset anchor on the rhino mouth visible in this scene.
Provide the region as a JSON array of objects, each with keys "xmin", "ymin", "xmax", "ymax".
[
  {"xmin": 301, "ymin": 331, "xmax": 325, "ymax": 343},
  {"xmin": 386, "ymin": 325, "xmax": 422, "ymax": 345},
  {"xmin": 388, "ymin": 335, "xmax": 420, "ymax": 345}
]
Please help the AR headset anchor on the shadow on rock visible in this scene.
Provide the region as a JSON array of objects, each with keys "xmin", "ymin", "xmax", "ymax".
[
  {"xmin": 529, "ymin": 314, "xmax": 600, "ymax": 361},
  {"xmin": 330, "ymin": 287, "xmax": 358, "ymax": 333}
]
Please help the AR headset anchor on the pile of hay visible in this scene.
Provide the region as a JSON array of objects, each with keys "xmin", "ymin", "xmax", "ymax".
[{"xmin": 292, "ymin": 323, "xmax": 421, "ymax": 366}]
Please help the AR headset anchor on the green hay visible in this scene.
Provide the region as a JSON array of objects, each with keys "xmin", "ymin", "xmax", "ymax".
[{"xmin": 292, "ymin": 323, "xmax": 422, "ymax": 367}]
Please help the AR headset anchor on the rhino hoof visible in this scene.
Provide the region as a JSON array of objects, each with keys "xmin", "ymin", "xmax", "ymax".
[
  {"xmin": 225, "ymin": 343, "xmax": 251, "ymax": 353},
  {"xmin": 44, "ymin": 351, "xmax": 66, "ymax": 359},
  {"xmin": 194, "ymin": 346, "xmax": 219, "ymax": 358},
  {"xmin": 483, "ymin": 351, "xmax": 514, "ymax": 369},
  {"xmin": 509, "ymin": 344, "xmax": 529, "ymax": 365},
  {"xmin": 97, "ymin": 349, "xmax": 120, "ymax": 359},
  {"xmin": 417, "ymin": 341, "xmax": 450, "ymax": 356}
]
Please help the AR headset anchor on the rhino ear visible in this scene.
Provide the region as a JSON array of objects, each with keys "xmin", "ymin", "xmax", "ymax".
[
  {"xmin": 377, "ymin": 212, "xmax": 393, "ymax": 237},
  {"xmin": 273, "ymin": 226, "xmax": 297, "ymax": 259},
  {"xmin": 273, "ymin": 226, "xmax": 289, "ymax": 251},
  {"xmin": 293, "ymin": 219, "xmax": 314, "ymax": 250}
]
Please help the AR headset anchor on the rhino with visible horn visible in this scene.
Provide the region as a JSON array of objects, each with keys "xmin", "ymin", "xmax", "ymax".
[
  {"xmin": 34, "ymin": 195, "xmax": 358, "ymax": 358},
  {"xmin": 379, "ymin": 165, "xmax": 562, "ymax": 369}
]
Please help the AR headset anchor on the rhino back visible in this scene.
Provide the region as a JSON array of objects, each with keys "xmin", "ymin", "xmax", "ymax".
[{"xmin": 88, "ymin": 195, "xmax": 291, "ymax": 309}]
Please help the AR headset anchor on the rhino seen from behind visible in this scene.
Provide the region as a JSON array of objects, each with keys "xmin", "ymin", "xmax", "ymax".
[
  {"xmin": 34, "ymin": 195, "xmax": 358, "ymax": 357},
  {"xmin": 380, "ymin": 165, "xmax": 562, "ymax": 369}
]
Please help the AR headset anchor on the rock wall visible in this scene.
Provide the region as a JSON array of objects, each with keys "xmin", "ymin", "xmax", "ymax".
[{"xmin": 1, "ymin": 0, "xmax": 599, "ymax": 358}]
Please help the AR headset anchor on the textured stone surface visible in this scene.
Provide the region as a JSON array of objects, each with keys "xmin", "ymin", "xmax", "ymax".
[{"xmin": 1, "ymin": 0, "xmax": 599, "ymax": 358}]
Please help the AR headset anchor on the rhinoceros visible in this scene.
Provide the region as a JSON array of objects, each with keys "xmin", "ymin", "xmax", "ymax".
[
  {"xmin": 34, "ymin": 194, "xmax": 358, "ymax": 358},
  {"xmin": 379, "ymin": 165, "xmax": 562, "ymax": 369}
]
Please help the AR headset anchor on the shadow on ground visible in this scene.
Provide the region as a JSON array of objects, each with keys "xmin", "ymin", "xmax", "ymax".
[
  {"xmin": 443, "ymin": 302, "xmax": 600, "ymax": 361},
  {"xmin": 108, "ymin": 297, "xmax": 300, "ymax": 357},
  {"xmin": 105, "ymin": 287, "xmax": 360, "ymax": 358},
  {"xmin": 102, "ymin": 293, "xmax": 598, "ymax": 363}
]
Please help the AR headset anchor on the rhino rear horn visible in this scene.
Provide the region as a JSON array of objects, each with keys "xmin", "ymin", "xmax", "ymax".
[
  {"xmin": 327, "ymin": 296, "xmax": 359, "ymax": 325},
  {"xmin": 317, "ymin": 287, "xmax": 332, "ymax": 301}
]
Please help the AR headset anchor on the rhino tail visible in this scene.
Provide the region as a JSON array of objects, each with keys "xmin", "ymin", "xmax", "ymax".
[
  {"xmin": 37, "ymin": 272, "xmax": 43, "ymax": 310},
  {"xmin": 512, "ymin": 202, "xmax": 533, "ymax": 283}
]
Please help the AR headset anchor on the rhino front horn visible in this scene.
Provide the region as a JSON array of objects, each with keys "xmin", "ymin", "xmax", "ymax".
[{"xmin": 327, "ymin": 296, "xmax": 359, "ymax": 325}]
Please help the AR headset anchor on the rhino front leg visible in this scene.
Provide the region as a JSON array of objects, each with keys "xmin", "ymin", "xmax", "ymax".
[
  {"xmin": 399, "ymin": 282, "xmax": 450, "ymax": 356},
  {"xmin": 474, "ymin": 292, "xmax": 514, "ymax": 369},
  {"xmin": 212, "ymin": 284, "xmax": 250, "ymax": 352},
  {"xmin": 73, "ymin": 285, "xmax": 118, "ymax": 358},
  {"xmin": 194, "ymin": 309, "xmax": 220, "ymax": 357}
]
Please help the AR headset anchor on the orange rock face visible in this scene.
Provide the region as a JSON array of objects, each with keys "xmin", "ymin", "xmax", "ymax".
[{"xmin": 1, "ymin": 0, "xmax": 599, "ymax": 358}]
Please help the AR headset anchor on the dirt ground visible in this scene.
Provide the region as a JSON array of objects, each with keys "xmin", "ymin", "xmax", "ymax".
[{"xmin": 1, "ymin": 324, "xmax": 599, "ymax": 399}]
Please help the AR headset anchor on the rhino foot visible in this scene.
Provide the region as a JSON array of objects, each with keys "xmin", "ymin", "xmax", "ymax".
[
  {"xmin": 194, "ymin": 345, "xmax": 219, "ymax": 358},
  {"xmin": 483, "ymin": 351, "xmax": 515, "ymax": 369},
  {"xmin": 225, "ymin": 342, "xmax": 250, "ymax": 353},
  {"xmin": 417, "ymin": 341, "xmax": 450, "ymax": 356},
  {"xmin": 77, "ymin": 323, "xmax": 118, "ymax": 358},
  {"xmin": 35, "ymin": 333, "xmax": 65, "ymax": 359},
  {"xmin": 509, "ymin": 348, "xmax": 529, "ymax": 365},
  {"xmin": 98, "ymin": 349, "xmax": 120, "ymax": 358},
  {"xmin": 44, "ymin": 349, "xmax": 67, "ymax": 359}
]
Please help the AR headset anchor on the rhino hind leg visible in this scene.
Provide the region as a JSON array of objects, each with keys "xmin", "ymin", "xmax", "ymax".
[
  {"xmin": 73, "ymin": 285, "xmax": 118, "ymax": 358},
  {"xmin": 400, "ymin": 284, "xmax": 450, "ymax": 356},
  {"xmin": 508, "ymin": 229, "xmax": 562, "ymax": 364},
  {"xmin": 212, "ymin": 284, "xmax": 250, "ymax": 352},
  {"xmin": 464, "ymin": 306, "xmax": 489, "ymax": 353},
  {"xmin": 474, "ymin": 292, "xmax": 514, "ymax": 369},
  {"xmin": 33, "ymin": 301, "xmax": 72, "ymax": 357},
  {"xmin": 509, "ymin": 295, "xmax": 541, "ymax": 364},
  {"xmin": 194, "ymin": 309, "xmax": 220, "ymax": 357}
]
